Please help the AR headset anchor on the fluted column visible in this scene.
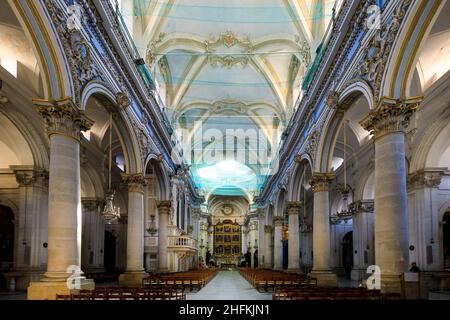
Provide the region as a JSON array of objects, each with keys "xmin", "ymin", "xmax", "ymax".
[
  {"xmin": 157, "ymin": 200, "xmax": 171, "ymax": 272},
  {"xmin": 287, "ymin": 201, "xmax": 301, "ymax": 273},
  {"xmin": 310, "ymin": 173, "xmax": 337, "ymax": 286},
  {"xmin": 264, "ymin": 225, "xmax": 273, "ymax": 268},
  {"xmin": 350, "ymin": 200, "xmax": 375, "ymax": 281},
  {"xmin": 81, "ymin": 198, "xmax": 104, "ymax": 273},
  {"xmin": 273, "ymin": 216, "xmax": 284, "ymax": 270},
  {"xmin": 12, "ymin": 168, "xmax": 48, "ymax": 290},
  {"xmin": 119, "ymin": 174, "xmax": 147, "ymax": 285},
  {"xmin": 407, "ymin": 169, "xmax": 444, "ymax": 271},
  {"xmin": 28, "ymin": 99, "xmax": 94, "ymax": 299},
  {"xmin": 360, "ymin": 97, "xmax": 421, "ymax": 292}
]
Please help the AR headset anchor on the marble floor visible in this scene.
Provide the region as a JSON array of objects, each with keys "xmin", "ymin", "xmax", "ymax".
[{"xmin": 186, "ymin": 270, "xmax": 272, "ymax": 300}]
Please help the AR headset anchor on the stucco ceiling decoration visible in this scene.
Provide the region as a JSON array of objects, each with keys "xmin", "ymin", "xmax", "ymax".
[{"xmin": 131, "ymin": 0, "xmax": 336, "ymax": 197}]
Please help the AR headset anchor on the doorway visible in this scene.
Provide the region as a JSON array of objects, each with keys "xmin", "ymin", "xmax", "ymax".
[
  {"xmin": 342, "ymin": 231, "xmax": 353, "ymax": 279},
  {"xmin": 0, "ymin": 205, "xmax": 14, "ymax": 289},
  {"xmin": 443, "ymin": 211, "xmax": 450, "ymax": 269},
  {"xmin": 104, "ymin": 230, "xmax": 116, "ymax": 272}
]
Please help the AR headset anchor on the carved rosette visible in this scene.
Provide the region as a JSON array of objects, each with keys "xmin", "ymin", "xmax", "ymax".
[
  {"xmin": 286, "ymin": 201, "xmax": 302, "ymax": 215},
  {"xmin": 310, "ymin": 173, "xmax": 335, "ymax": 192},
  {"xmin": 407, "ymin": 169, "xmax": 444, "ymax": 191},
  {"xmin": 360, "ymin": 97, "xmax": 422, "ymax": 139},
  {"xmin": 35, "ymin": 98, "xmax": 93, "ymax": 140},
  {"xmin": 116, "ymin": 91, "xmax": 130, "ymax": 109},
  {"xmin": 326, "ymin": 91, "xmax": 339, "ymax": 109},
  {"xmin": 264, "ymin": 225, "xmax": 273, "ymax": 233},
  {"xmin": 273, "ymin": 216, "xmax": 284, "ymax": 227},
  {"xmin": 121, "ymin": 173, "xmax": 145, "ymax": 194},
  {"xmin": 157, "ymin": 200, "xmax": 172, "ymax": 215}
]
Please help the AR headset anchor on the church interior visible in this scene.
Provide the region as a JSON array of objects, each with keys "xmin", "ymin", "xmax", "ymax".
[{"xmin": 0, "ymin": 0, "xmax": 450, "ymax": 301}]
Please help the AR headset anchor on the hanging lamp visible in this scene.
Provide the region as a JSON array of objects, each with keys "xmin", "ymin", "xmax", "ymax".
[{"xmin": 102, "ymin": 112, "xmax": 120, "ymax": 223}]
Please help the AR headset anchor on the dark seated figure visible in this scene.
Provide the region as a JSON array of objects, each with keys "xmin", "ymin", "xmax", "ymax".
[{"xmin": 409, "ymin": 262, "xmax": 420, "ymax": 273}]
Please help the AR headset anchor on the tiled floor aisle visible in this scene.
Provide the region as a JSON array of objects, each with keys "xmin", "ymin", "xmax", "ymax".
[{"xmin": 186, "ymin": 270, "xmax": 272, "ymax": 300}]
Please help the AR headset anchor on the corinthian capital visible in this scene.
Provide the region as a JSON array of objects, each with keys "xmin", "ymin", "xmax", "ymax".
[
  {"xmin": 360, "ymin": 96, "xmax": 422, "ymax": 139},
  {"xmin": 34, "ymin": 98, "xmax": 93, "ymax": 140},
  {"xmin": 121, "ymin": 173, "xmax": 145, "ymax": 193},
  {"xmin": 310, "ymin": 173, "xmax": 335, "ymax": 192},
  {"xmin": 273, "ymin": 216, "xmax": 284, "ymax": 227},
  {"xmin": 286, "ymin": 201, "xmax": 302, "ymax": 215},
  {"xmin": 407, "ymin": 169, "xmax": 444, "ymax": 190},
  {"xmin": 157, "ymin": 200, "xmax": 172, "ymax": 215}
]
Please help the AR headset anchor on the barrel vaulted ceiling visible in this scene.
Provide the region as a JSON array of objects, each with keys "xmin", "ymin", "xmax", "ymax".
[{"xmin": 123, "ymin": 0, "xmax": 338, "ymax": 199}]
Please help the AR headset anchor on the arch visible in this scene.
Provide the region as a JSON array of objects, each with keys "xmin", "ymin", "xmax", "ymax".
[
  {"xmin": 410, "ymin": 112, "xmax": 450, "ymax": 172},
  {"xmin": 316, "ymin": 84, "xmax": 372, "ymax": 173},
  {"xmin": 7, "ymin": 0, "xmax": 74, "ymax": 100},
  {"xmin": 381, "ymin": 0, "xmax": 445, "ymax": 98},
  {"xmin": 144, "ymin": 154, "xmax": 171, "ymax": 201},
  {"xmin": 354, "ymin": 168, "xmax": 375, "ymax": 202},
  {"xmin": 80, "ymin": 81, "xmax": 118, "ymax": 111},
  {"xmin": 82, "ymin": 87, "xmax": 142, "ymax": 174},
  {"xmin": 266, "ymin": 204, "xmax": 274, "ymax": 225},
  {"xmin": 287, "ymin": 158, "xmax": 312, "ymax": 202},
  {"xmin": 274, "ymin": 189, "xmax": 286, "ymax": 217}
]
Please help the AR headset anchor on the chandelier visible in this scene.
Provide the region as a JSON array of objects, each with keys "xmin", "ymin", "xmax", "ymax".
[
  {"xmin": 331, "ymin": 119, "xmax": 353, "ymax": 224},
  {"xmin": 102, "ymin": 112, "xmax": 120, "ymax": 224}
]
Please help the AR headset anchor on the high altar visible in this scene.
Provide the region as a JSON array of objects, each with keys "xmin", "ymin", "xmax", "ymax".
[{"xmin": 213, "ymin": 220, "xmax": 241, "ymax": 267}]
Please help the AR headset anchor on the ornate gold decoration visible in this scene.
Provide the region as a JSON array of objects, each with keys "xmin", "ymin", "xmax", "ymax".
[
  {"xmin": 121, "ymin": 173, "xmax": 145, "ymax": 193},
  {"xmin": 310, "ymin": 173, "xmax": 335, "ymax": 192},
  {"xmin": 35, "ymin": 98, "xmax": 93, "ymax": 140},
  {"xmin": 359, "ymin": 97, "xmax": 422, "ymax": 139}
]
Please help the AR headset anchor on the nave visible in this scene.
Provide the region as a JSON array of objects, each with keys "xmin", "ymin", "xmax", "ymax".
[{"xmin": 186, "ymin": 271, "xmax": 272, "ymax": 301}]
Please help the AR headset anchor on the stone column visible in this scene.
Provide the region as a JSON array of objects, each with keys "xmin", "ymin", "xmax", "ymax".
[
  {"xmin": 310, "ymin": 173, "xmax": 338, "ymax": 286},
  {"xmin": 157, "ymin": 200, "xmax": 171, "ymax": 272},
  {"xmin": 249, "ymin": 221, "xmax": 258, "ymax": 267},
  {"xmin": 241, "ymin": 226, "xmax": 248, "ymax": 254},
  {"xmin": 349, "ymin": 200, "xmax": 375, "ymax": 282},
  {"xmin": 258, "ymin": 209, "xmax": 265, "ymax": 268},
  {"xmin": 28, "ymin": 99, "xmax": 94, "ymax": 300},
  {"xmin": 81, "ymin": 198, "xmax": 104, "ymax": 273},
  {"xmin": 360, "ymin": 97, "xmax": 421, "ymax": 292},
  {"xmin": 119, "ymin": 174, "xmax": 147, "ymax": 286},
  {"xmin": 208, "ymin": 226, "xmax": 214, "ymax": 254},
  {"xmin": 287, "ymin": 201, "xmax": 301, "ymax": 273},
  {"xmin": 264, "ymin": 225, "xmax": 273, "ymax": 268},
  {"xmin": 191, "ymin": 208, "xmax": 201, "ymax": 267},
  {"xmin": 273, "ymin": 216, "xmax": 284, "ymax": 270},
  {"xmin": 407, "ymin": 169, "xmax": 444, "ymax": 271},
  {"xmin": 12, "ymin": 168, "xmax": 49, "ymax": 290}
]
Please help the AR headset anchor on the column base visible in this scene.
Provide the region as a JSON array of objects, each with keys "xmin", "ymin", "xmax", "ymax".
[
  {"xmin": 310, "ymin": 270, "xmax": 338, "ymax": 287},
  {"xmin": 27, "ymin": 278, "xmax": 95, "ymax": 300},
  {"xmin": 351, "ymin": 267, "xmax": 367, "ymax": 282},
  {"xmin": 119, "ymin": 271, "xmax": 148, "ymax": 287},
  {"xmin": 380, "ymin": 273, "xmax": 404, "ymax": 294}
]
